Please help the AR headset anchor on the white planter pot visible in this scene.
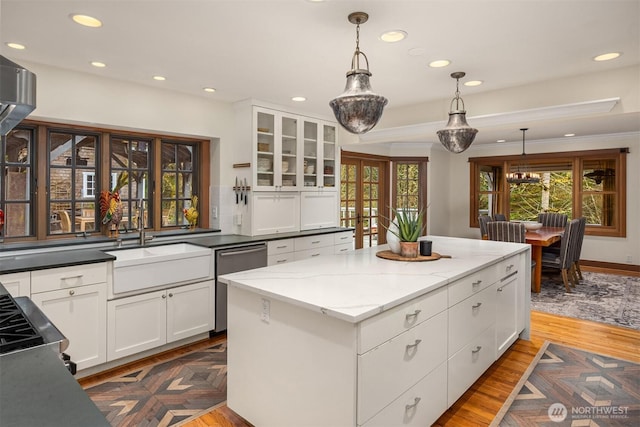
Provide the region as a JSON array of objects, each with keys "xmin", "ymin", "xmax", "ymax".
[{"xmin": 386, "ymin": 219, "xmax": 401, "ymax": 254}]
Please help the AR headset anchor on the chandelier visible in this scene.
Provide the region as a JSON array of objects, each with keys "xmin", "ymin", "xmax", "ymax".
[
  {"xmin": 506, "ymin": 128, "xmax": 540, "ymax": 185},
  {"xmin": 584, "ymin": 167, "xmax": 615, "ymax": 184},
  {"xmin": 329, "ymin": 12, "xmax": 388, "ymax": 134},
  {"xmin": 437, "ymin": 72, "xmax": 478, "ymax": 153}
]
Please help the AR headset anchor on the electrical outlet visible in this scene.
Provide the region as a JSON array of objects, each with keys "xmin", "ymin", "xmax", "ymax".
[
  {"xmin": 261, "ymin": 298, "xmax": 270, "ymax": 323},
  {"xmin": 212, "ymin": 206, "xmax": 218, "ymax": 219},
  {"xmin": 627, "ymin": 255, "xmax": 633, "ymax": 264}
]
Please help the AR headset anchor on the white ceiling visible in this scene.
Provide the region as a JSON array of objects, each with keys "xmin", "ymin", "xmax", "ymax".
[{"xmin": 1, "ymin": 0, "xmax": 639, "ymax": 145}]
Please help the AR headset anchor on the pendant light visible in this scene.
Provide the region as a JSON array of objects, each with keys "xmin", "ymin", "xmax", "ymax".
[
  {"xmin": 437, "ymin": 72, "xmax": 478, "ymax": 153},
  {"xmin": 329, "ymin": 12, "xmax": 388, "ymax": 134},
  {"xmin": 506, "ymin": 128, "xmax": 540, "ymax": 185}
]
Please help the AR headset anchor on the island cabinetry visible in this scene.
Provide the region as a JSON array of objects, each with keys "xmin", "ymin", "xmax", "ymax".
[
  {"xmin": 0, "ymin": 271, "xmax": 30, "ymax": 297},
  {"xmin": 267, "ymin": 239, "xmax": 295, "ymax": 266},
  {"xmin": 30, "ymin": 263, "xmax": 108, "ymax": 371},
  {"xmin": 294, "ymin": 233, "xmax": 335, "ymax": 260},
  {"xmin": 267, "ymin": 231, "xmax": 353, "ymax": 265},
  {"xmin": 107, "ymin": 280, "xmax": 214, "ymax": 361}
]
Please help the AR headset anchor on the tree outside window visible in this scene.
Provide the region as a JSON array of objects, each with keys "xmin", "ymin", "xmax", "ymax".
[{"xmin": 1, "ymin": 128, "xmax": 34, "ymax": 238}]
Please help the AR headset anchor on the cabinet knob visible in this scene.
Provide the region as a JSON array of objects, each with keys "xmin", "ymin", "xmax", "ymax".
[
  {"xmin": 472, "ymin": 302, "xmax": 482, "ymax": 309},
  {"xmin": 497, "ymin": 286, "xmax": 504, "ymax": 292},
  {"xmin": 472, "ymin": 280, "xmax": 482, "ymax": 287},
  {"xmin": 507, "ymin": 264, "xmax": 515, "ymax": 271},
  {"xmin": 168, "ymin": 293, "xmax": 173, "ymax": 298},
  {"xmin": 406, "ymin": 339, "xmax": 422, "ymax": 351},
  {"xmin": 162, "ymin": 294, "xmax": 167, "ymax": 299},
  {"xmin": 405, "ymin": 309, "xmax": 421, "ymax": 321},
  {"xmin": 405, "ymin": 397, "xmax": 421, "ymax": 411},
  {"xmin": 68, "ymin": 289, "xmax": 75, "ymax": 296},
  {"xmin": 472, "ymin": 346, "xmax": 482, "ymax": 354}
]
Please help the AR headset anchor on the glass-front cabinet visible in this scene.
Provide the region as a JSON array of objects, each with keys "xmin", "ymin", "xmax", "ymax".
[
  {"xmin": 254, "ymin": 108, "xmax": 300, "ymax": 191},
  {"xmin": 302, "ymin": 120, "xmax": 337, "ymax": 191}
]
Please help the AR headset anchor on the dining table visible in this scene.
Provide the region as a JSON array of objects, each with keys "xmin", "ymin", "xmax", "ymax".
[{"xmin": 525, "ymin": 226, "xmax": 565, "ymax": 293}]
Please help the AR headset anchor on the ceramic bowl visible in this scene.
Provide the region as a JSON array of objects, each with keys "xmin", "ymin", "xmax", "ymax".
[{"xmin": 522, "ymin": 221, "xmax": 543, "ymax": 231}]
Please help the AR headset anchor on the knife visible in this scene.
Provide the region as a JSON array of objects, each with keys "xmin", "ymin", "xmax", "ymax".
[
  {"xmin": 235, "ymin": 177, "xmax": 239, "ymax": 204},
  {"xmin": 244, "ymin": 178, "xmax": 248, "ymax": 205},
  {"xmin": 240, "ymin": 179, "xmax": 244, "ymax": 202}
]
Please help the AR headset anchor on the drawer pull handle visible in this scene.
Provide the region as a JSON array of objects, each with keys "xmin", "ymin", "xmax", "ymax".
[
  {"xmin": 497, "ymin": 287, "xmax": 503, "ymax": 292},
  {"xmin": 472, "ymin": 346, "xmax": 482, "ymax": 354},
  {"xmin": 311, "ymin": 253, "xmax": 321, "ymax": 257},
  {"xmin": 311, "ymin": 240, "xmax": 321, "ymax": 244},
  {"xmin": 68, "ymin": 290, "xmax": 75, "ymax": 296},
  {"xmin": 276, "ymin": 259, "xmax": 287, "ymax": 263},
  {"xmin": 62, "ymin": 274, "xmax": 83, "ymax": 281},
  {"xmin": 405, "ymin": 397, "xmax": 421, "ymax": 411},
  {"xmin": 162, "ymin": 294, "xmax": 167, "ymax": 299},
  {"xmin": 406, "ymin": 339, "xmax": 422, "ymax": 350},
  {"xmin": 405, "ymin": 309, "xmax": 422, "ymax": 320},
  {"xmin": 506, "ymin": 264, "xmax": 515, "ymax": 271},
  {"xmin": 472, "ymin": 302, "xmax": 482, "ymax": 309},
  {"xmin": 472, "ymin": 280, "xmax": 482, "ymax": 287},
  {"xmin": 276, "ymin": 245, "xmax": 287, "ymax": 249}
]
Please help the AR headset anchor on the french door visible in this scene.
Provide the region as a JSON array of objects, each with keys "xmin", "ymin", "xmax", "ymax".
[{"xmin": 340, "ymin": 154, "xmax": 388, "ymax": 249}]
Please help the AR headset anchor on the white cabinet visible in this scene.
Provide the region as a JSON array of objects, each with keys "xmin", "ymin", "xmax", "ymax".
[
  {"xmin": 302, "ymin": 120, "xmax": 338, "ymax": 190},
  {"xmin": 496, "ymin": 275, "xmax": 518, "ymax": 357},
  {"xmin": 107, "ymin": 280, "xmax": 214, "ymax": 361},
  {"xmin": 267, "ymin": 231, "xmax": 353, "ymax": 265},
  {"xmin": 300, "ymin": 191, "xmax": 338, "ymax": 230},
  {"xmin": 251, "ymin": 192, "xmax": 300, "ymax": 236},
  {"xmin": 267, "ymin": 239, "xmax": 295, "ymax": 266},
  {"xmin": 31, "ymin": 281, "xmax": 107, "ymax": 371},
  {"xmin": 0, "ymin": 271, "xmax": 30, "ymax": 297}
]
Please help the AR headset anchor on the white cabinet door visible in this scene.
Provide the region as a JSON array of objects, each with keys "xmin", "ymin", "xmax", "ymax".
[
  {"xmin": 31, "ymin": 283, "xmax": 107, "ymax": 370},
  {"xmin": 0, "ymin": 271, "xmax": 30, "ymax": 297},
  {"xmin": 496, "ymin": 275, "xmax": 518, "ymax": 357},
  {"xmin": 107, "ymin": 290, "xmax": 167, "ymax": 361},
  {"xmin": 302, "ymin": 119, "xmax": 339, "ymax": 190},
  {"xmin": 166, "ymin": 281, "xmax": 214, "ymax": 343},
  {"xmin": 300, "ymin": 191, "xmax": 338, "ymax": 230},
  {"xmin": 251, "ymin": 192, "xmax": 300, "ymax": 235}
]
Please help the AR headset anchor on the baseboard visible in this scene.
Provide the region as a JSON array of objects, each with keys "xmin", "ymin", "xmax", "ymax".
[{"xmin": 581, "ymin": 259, "xmax": 640, "ymax": 275}]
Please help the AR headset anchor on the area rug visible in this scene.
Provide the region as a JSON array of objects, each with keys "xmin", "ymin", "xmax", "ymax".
[
  {"xmin": 491, "ymin": 341, "xmax": 640, "ymax": 426},
  {"xmin": 85, "ymin": 342, "xmax": 227, "ymax": 427},
  {"xmin": 532, "ymin": 271, "xmax": 640, "ymax": 330}
]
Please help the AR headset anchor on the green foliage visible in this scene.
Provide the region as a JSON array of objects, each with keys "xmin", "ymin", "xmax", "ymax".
[{"xmin": 385, "ymin": 207, "xmax": 424, "ymax": 242}]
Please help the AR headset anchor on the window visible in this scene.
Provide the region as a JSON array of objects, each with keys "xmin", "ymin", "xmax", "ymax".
[
  {"xmin": 1, "ymin": 127, "xmax": 35, "ymax": 238},
  {"xmin": 393, "ymin": 159, "xmax": 428, "ymax": 216},
  {"xmin": 161, "ymin": 141, "xmax": 198, "ymax": 228},
  {"xmin": 82, "ymin": 172, "xmax": 96, "ymax": 197},
  {"xmin": 469, "ymin": 148, "xmax": 628, "ymax": 237}
]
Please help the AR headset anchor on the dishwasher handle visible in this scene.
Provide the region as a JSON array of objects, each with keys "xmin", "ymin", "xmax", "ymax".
[{"xmin": 218, "ymin": 245, "xmax": 267, "ymax": 257}]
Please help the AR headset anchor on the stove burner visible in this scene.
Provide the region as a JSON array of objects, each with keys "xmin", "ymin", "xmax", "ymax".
[{"xmin": 0, "ymin": 294, "xmax": 45, "ymax": 354}]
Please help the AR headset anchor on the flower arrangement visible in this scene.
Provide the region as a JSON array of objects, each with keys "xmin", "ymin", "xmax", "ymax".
[
  {"xmin": 183, "ymin": 195, "xmax": 199, "ymax": 228},
  {"xmin": 99, "ymin": 172, "xmax": 128, "ymax": 236}
]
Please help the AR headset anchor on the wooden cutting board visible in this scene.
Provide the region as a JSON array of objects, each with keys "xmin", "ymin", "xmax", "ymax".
[{"xmin": 376, "ymin": 250, "xmax": 450, "ymax": 262}]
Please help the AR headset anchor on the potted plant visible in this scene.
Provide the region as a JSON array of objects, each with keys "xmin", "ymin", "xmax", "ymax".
[{"xmin": 385, "ymin": 207, "xmax": 425, "ymax": 258}]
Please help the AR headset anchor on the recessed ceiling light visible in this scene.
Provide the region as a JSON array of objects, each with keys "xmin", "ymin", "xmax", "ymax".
[
  {"xmin": 429, "ymin": 59, "xmax": 450, "ymax": 68},
  {"xmin": 6, "ymin": 42, "xmax": 26, "ymax": 50},
  {"xmin": 153, "ymin": 76, "xmax": 166, "ymax": 81},
  {"xmin": 203, "ymin": 87, "xmax": 216, "ymax": 93},
  {"xmin": 70, "ymin": 14, "xmax": 102, "ymax": 28},
  {"xmin": 90, "ymin": 61, "xmax": 106, "ymax": 68},
  {"xmin": 593, "ymin": 52, "xmax": 621, "ymax": 62},
  {"xmin": 380, "ymin": 30, "xmax": 407, "ymax": 43},
  {"xmin": 464, "ymin": 80, "xmax": 483, "ymax": 87},
  {"xmin": 564, "ymin": 133, "xmax": 576, "ymax": 137},
  {"xmin": 497, "ymin": 139, "xmax": 506, "ymax": 143},
  {"xmin": 407, "ymin": 47, "xmax": 426, "ymax": 56},
  {"xmin": 291, "ymin": 96, "xmax": 306, "ymax": 102}
]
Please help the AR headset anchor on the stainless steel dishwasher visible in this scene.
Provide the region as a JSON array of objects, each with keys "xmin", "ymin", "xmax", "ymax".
[{"xmin": 214, "ymin": 243, "xmax": 268, "ymax": 332}]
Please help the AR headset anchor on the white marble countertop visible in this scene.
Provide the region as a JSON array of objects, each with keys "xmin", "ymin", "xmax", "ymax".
[{"xmin": 220, "ymin": 236, "xmax": 529, "ymax": 323}]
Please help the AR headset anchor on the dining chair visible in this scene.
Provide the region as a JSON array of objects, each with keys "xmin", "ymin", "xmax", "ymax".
[
  {"xmin": 486, "ymin": 221, "xmax": 526, "ymax": 243},
  {"xmin": 58, "ymin": 210, "xmax": 71, "ymax": 233},
  {"xmin": 572, "ymin": 217, "xmax": 587, "ymax": 281},
  {"xmin": 541, "ymin": 218, "xmax": 581, "ymax": 292},
  {"xmin": 493, "ymin": 213, "xmax": 507, "ymax": 221},
  {"xmin": 537, "ymin": 212, "xmax": 568, "ymax": 228},
  {"xmin": 478, "ymin": 215, "xmax": 492, "ymax": 239}
]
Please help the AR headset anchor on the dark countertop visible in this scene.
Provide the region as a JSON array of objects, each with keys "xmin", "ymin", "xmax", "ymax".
[
  {"xmin": 0, "ymin": 346, "xmax": 109, "ymax": 427},
  {"xmin": 0, "ymin": 227, "xmax": 353, "ymax": 274}
]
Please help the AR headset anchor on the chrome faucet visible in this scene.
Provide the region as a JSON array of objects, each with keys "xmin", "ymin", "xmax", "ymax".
[{"xmin": 137, "ymin": 198, "xmax": 153, "ymax": 246}]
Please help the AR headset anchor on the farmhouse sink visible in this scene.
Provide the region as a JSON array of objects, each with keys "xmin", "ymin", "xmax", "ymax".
[{"xmin": 106, "ymin": 243, "xmax": 213, "ymax": 295}]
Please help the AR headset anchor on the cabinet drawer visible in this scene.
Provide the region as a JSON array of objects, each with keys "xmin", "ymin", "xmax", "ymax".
[
  {"xmin": 267, "ymin": 254, "xmax": 294, "ymax": 266},
  {"xmin": 31, "ymin": 262, "xmax": 108, "ymax": 294},
  {"xmin": 294, "ymin": 234, "xmax": 334, "ymax": 251},
  {"xmin": 448, "ymin": 264, "xmax": 499, "ymax": 307},
  {"xmin": 293, "ymin": 245, "xmax": 334, "ymax": 261},
  {"xmin": 0, "ymin": 271, "xmax": 31, "ymax": 297},
  {"xmin": 358, "ymin": 286, "xmax": 447, "ymax": 354},
  {"xmin": 267, "ymin": 239, "xmax": 294, "ymax": 255},
  {"xmin": 498, "ymin": 255, "xmax": 519, "ymax": 278},
  {"xmin": 448, "ymin": 283, "xmax": 496, "ymax": 356},
  {"xmin": 361, "ymin": 361, "xmax": 447, "ymax": 427},
  {"xmin": 333, "ymin": 231, "xmax": 353, "ymax": 245},
  {"xmin": 334, "ymin": 243, "xmax": 352, "ymax": 255},
  {"xmin": 447, "ymin": 325, "xmax": 496, "ymax": 406},
  {"xmin": 357, "ymin": 311, "xmax": 447, "ymax": 425}
]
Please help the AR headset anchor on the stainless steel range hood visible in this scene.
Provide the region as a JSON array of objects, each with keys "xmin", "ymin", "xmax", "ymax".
[{"xmin": 0, "ymin": 55, "xmax": 36, "ymax": 136}]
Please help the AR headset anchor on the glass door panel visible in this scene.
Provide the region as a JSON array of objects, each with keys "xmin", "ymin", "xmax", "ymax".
[{"xmin": 256, "ymin": 111, "xmax": 275, "ymax": 188}]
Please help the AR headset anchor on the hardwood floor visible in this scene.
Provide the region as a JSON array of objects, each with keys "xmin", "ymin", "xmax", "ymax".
[{"xmin": 82, "ymin": 268, "xmax": 640, "ymax": 427}]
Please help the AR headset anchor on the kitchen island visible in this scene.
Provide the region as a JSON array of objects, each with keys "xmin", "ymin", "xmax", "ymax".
[{"xmin": 220, "ymin": 236, "xmax": 531, "ymax": 427}]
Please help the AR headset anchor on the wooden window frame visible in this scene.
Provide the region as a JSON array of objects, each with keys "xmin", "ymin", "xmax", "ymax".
[{"xmin": 469, "ymin": 148, "xmax": 628, "ymax": 237}]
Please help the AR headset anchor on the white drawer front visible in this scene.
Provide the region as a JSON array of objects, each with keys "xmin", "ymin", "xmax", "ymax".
[
  {"xmin": 447, "ymin": 325, "xmax": 496, "ymax": 406},
  {"xmin": 448, "ymin": 283, "xmax": 496, "ymax": 356},
  {"xmin": 358, "ymin": 286, "xmax": 447, "ymax": 354},
  {"xmin": 333, "ymin": 230, "xmax": 353, "ymax": 245},
  {"xmin": 294, "ymin": 234, "xmax": 334, "ymax": 251},
  {"xmin": 448, "ymin": 264, "xmax": 499, "ymax": 307},
  {"xmin": 267, "ymin": 254, "xmax": 294, "ymax": 266},
  {"xmin": 293, "ymin": 245, "xmax": 334, "ymax": 261},
  {"xmin": 358, "ymin": 311, "xmax": 447, "ymax": 425},
  {"xmin": 498, "ymin": 255, "xmax": 519, "ymax": 278},
  {"xmin": 361, "ymin": 362, "xmax": 447, "ymax": 427},
  {"xmin": 31, "ymin": 262, "xmax": 108, "ymax": 294},
  {"xmin": 334, "ymin": 243, "xmax": 352, "ymax": 255},
  {"xmin": 0, "ymin": 271, "xmax": 31, "ymax": 297},
  {"xmin": 267, "ymin": 239, "xmax": 294, "ymax": 255}
]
